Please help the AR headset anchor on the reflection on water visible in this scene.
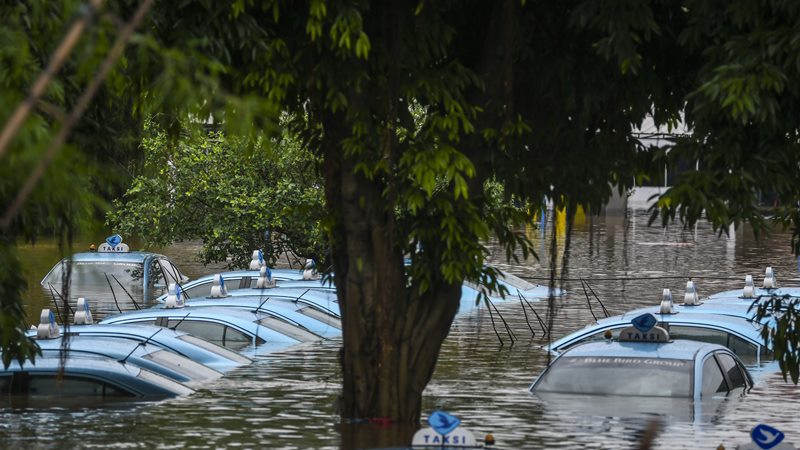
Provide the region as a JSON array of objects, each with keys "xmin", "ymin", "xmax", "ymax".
[{"xmin": 6, "ymin": 211, "xmax": 800, "ymax": 448}]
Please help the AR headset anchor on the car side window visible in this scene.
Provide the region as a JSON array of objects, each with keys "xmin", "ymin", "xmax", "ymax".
[
  {"xmin": 727, "ymin": 334, "xmax": 758, "ymax": 361},
  {"xmin": 169, "ymin": 320, "xmax": 225, "ymax": 343},
  {"xmin": 701, "ymin": 356, "xmax": 728, "ymax": 397},
  {"xmin": 223, "ymin": 326, "xmax": 252, "ymax": 346},
  {"xmin": 669, "ymin": 326, "xmax": 728, "ymax": 347},
  {"xmin": 2, "ymin": 373, "xmax": 132, "ymax": 397},
  {"xmin": 716, "ymin": 353, "xmax": 747, "ymax": 389},
  {"xmin": 183, "ymin": 283, "xmax": 213, "ymax": 299}
]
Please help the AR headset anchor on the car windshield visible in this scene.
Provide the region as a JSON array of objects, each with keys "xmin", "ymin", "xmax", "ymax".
[
  {"xmin": 534, "ymin": 356, "xmax": 693, "ymax": 397},
  {"xmin": 43, "ymin": 260, "xmax": 144, "ymax": 301}
]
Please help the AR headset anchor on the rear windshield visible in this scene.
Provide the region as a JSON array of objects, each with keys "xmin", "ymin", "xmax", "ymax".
[
  {"xmin": 298, "ymin": 307, "xmax": 342, "ymax": 329},
  {"xmin": 143, "ymin": 349, "xmax": 221, "ymax": 381},
  {"xmin": 176, "ymin": 335, "xmax": 251, "ymax": 364},
  {"xmin": 137, "ymin": 368, "xmax": 194, "ymax": 396},
  {"xmin": 257, "ymin": 316, "xmax": 321, "ymax": 342},
  {"xmin": 534, "ymin": 356, "xmax": 692, "ymax": 397}
]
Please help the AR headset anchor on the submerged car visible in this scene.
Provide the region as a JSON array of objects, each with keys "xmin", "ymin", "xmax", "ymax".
[
  {"xmin": 28, "ymin": 308, "xmax": 222, "ymax": 387},
  {"xmin": 40, "ymin": 235, "xmax": 188, "ymax": 315},
  {"xmin": 32, "ymin": 323, "xmax": 251, "ymax": 373},
  {"xmin": 531, "ymin": 315, "xmax": 754, "ymax": 400},
  {"xmin": 181, "ymin": 296, "xmax": 341, "ymax": 336},
  {"xmin": 100, "ymin": 305, "xmax": 327, "ymax": 354},
  {"xmin": 34, "ymin": 335, "xmax": 222, "ymax": 387},
  {"xmin": 0, "ymin": 355, "xmax": 194, "ymax": 405}
]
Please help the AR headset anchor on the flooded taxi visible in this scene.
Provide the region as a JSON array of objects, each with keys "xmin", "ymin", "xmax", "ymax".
[
  {"xmin": 2, "ymin": 310, "xmax": 194, "ymax": 405},
  {"xmin": 28, "ymin": 308, "xmax": 222, "ymax": 387},
  {"xmin": 40, "ymin": 235, "xmax": 188, "ymax": 314},
  {"xmin": 0, "ymin": 356, "xmax": 194, "ymax": 406},
  {"xmin": 531, "ymin": 314, "xmax": 754, "ymax": 399},
  {"xmin": 100, "ymin": 287, "xmax": 328, "ymax": 355},
  {"xmin": 548, "ymin": 289, "xmax": 772, "ymax": 365}
]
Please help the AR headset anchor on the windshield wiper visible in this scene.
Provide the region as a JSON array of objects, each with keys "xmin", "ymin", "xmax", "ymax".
[{"xmin": 108, "ymin": 273, "xmax": 141, "ymax": 310}]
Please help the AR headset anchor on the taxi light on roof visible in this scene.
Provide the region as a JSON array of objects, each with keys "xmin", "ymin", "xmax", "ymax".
[
  {"xmin": 256, "ymin": 266, "xmax": 276, "ymax": 288},
  {"xmin": 619, "ymin": 313, "xmax": 669, "ymax": 342},
  {"xmin": 249, "ymin": 249, "xmax": 265, "ymax": 270},
  {"xmin": 683, "ymin": 280, "xmax": 700, "ymax": 306},
  {"xmin": 164, "ymin": 283, "xmax": 185, "ymax": 309},
  {"xmin": 303, "ymin": 258, "xmax": 320, "ymax": 281},
  {"xmin": 97, "ymin": 234, "xmax": 130, "ymax": 253},
  {"xmin": 209, "ymin": 274, "xmax": 229, "ymax": 298},
  {"xmin": 74, "ymin": 297, "xmax": 94, "ymax": 325},
  {"xmin": 37, "ymin": 309, "xmax": 60, "ymax": 339},
  {"xmin": 659, "ymin": 288, "xmax": 675, "ymax": 314},
  {"xmin": 743, "ymin": 274, "xmax": 755, "ymax": 298},
  {"xmin": 763, "ymin": 266, "xmax": 777, "ymax": 289}
]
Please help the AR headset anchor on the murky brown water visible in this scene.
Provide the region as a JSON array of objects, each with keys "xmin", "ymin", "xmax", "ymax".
[{"xmin": 5, "ymin": 210, "xmax": 800, "ymax": 448}]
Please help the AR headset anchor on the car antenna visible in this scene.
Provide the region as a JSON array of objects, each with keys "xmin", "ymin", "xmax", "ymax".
[
  {"xmin": 119, "ymin": 327, "xmax": 163, "ymax": 364},
  {"xmin": 169, "ymin": 311, "xmax": 192, "ymax": 331},
  {"xmin": 255, "ymin": 295, "xmax": 271, "ymax": 313}
]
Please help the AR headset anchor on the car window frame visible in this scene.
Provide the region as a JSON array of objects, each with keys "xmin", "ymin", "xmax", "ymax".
[{"xmin": 699, "ymin": 354, "xmax": 729, "ymax": 398}]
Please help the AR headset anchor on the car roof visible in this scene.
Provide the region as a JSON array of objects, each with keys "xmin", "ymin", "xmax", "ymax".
[
  {"xmin": 621, "ymin": 302, "xmax": 757, "ymax": 320},
  {"xmin": 62, "ymin": 251, "xmax": 165, "ymax": 264},
  {"xmin": 550, "ymin": 312, "xmax": 766, "ymax": 352},
  {"xmin": 707, "ymin": 286, "xmax": 800, "ymax": 300},
  {"xmin": 101, "ymin": 306, "xmax": 263, "ymax": 323},
  {"xmin": 561, "ymin": 339, "xmax": 726, "ymax": 360},
  {"xmin": 187, "ymin": 269, "xmax": 314, "ymax": 283},
  {"xmin": 596, "ymin": 312, "xmax": 763, "ymax": 336}
]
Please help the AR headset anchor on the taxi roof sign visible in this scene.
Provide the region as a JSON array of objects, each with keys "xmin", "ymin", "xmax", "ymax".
[
  {"xmin": 618, "ymin": 313, "xmax": 670, "ymax": 343},
  {"xmin": 412, "ymin": 411, "xmax": 480, "ymax": 448},
  {"xmin": 98, "ymin": 234, "xmax": 130, "ymax": 253},
  {"xmin": 736, "ymin": 424, "xmax": 796, "ymax": 450}
]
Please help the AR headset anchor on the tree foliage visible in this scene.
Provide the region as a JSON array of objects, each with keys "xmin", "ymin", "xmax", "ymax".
[
  {"xmin": 0, "ymin": 0, "xmax": 144, "ymax": 367},
  {"xmin": 754, "ymin": 296, "xmax": 800, "ymax": 383},
  {"xmin": 109, "ymin": 121, "xmax": 326, "ymax": 269}
]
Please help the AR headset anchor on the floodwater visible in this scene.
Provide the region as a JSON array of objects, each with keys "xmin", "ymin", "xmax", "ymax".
[{"xmin": 4, "ymin": 209, "xmax": 800, "ymax": 449}]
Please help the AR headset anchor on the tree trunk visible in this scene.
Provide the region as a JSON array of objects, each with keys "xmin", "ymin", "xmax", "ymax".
[{"xmin": 322, "ymin": 108, "xmax": 462, "ymax": 424}]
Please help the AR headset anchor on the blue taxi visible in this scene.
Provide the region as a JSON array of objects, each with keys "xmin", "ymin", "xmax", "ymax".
[
  {"xmin": 531, "ymin": 314, "xmax": 754, "ymax": 399},
  {"xmin": 31, "ymin": 323, "xmax": 251, "ymax": 373},
  {"xmin": 530, "ymin": 339, "xmax": 753, "ymax": 399},
  {"xmin": 100, "ymin": 305, "xmax": 327, "ymax": 355},
  {"xmin": 0, "ymin": 355, "xmax": 194, "ymax": 404},
  {"xmin": 28, "ymin": 308, "xmax": 222, "ymax": 386},
  {"xmin": 40, "ymin": 235, "xmax": 188, "ymax": 314}
]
